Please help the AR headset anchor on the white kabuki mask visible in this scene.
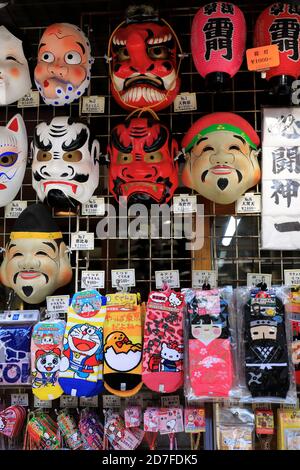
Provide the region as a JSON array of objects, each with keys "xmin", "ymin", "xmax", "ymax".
[
  {"xmin": 0, "ymin": 114, "xmax": 27, "ymax": 208},
  {"xmin": 0, "ymin": 26, "xmax": 32, "ymax": 105},
  {"xmin": 31, "ymin": 116, "xmax": 100, "ymax": 209}
]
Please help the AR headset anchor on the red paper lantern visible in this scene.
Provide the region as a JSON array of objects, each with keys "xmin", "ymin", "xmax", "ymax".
[
  {"xmin": 191, "ymin": 2, "xmax": 246, "ymax": 86},
  {"xmin": 254, "ymin": 3, "xmax": 300, "ymax": 92}
]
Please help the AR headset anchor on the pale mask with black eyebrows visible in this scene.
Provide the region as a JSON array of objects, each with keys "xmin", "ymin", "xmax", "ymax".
[{"xmin": 31, "ymin": 116, "xmax": 100, "ymax": 209}]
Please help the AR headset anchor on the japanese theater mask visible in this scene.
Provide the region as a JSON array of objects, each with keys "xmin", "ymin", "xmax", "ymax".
[
  {"xmin": 34, "ymin": 23, "xmax": 93, "ymax": 106},
  {"xmin": 0, "ymin": 114, "xmax": 27, "ymax": 208},
  {"xmin": 182, "ymin": 112, "xmax": 260, "ymax": 205},
  {"xmin": 0, "ymin": 25, "xmax": 32, "ymax": 105},
  {"xmin": 109, "ymin": 5, "xmax": 181, "ymax": 111},
  {"xmin": 108, "ymin": 116, "xmax": 178, "ymax": 204},
  {"xmin": 0, "ymin": 203, "xmax": 72, "ymax": 304},
  {"xmin": 31, "ymin": 116, "xmax": 100, "ymax": 210}
]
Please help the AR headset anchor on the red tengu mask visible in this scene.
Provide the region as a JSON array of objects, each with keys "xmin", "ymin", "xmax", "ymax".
[
  {"xmin": 108, "ymin": 117, "xmax": 179, "ymax": 204},
  {"xmin": 109, "ymin": 11, "xmax": 181, "ymax": 111}
]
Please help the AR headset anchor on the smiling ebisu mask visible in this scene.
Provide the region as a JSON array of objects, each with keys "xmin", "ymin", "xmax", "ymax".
[
  {"xmin": 31, "ymin": 116, "xmax": 100, "ymax": 210},
  {"xmin": 34, "ymin": 23, "xmax": 93, "ymax": 106},
  {"xmin": 182, "ymin": 112, "xmax": 261, "ymax": 205},
  {"xmin": 0, "ymin": 114, "xmax": 27, "ymax": 208},
  {"xmin": 0, "ymin": 203, "xmax": 73, "ymax": 304},
  {"xmin": 0, "ymin": 25, "xmax": 32, "ymax": 105}
]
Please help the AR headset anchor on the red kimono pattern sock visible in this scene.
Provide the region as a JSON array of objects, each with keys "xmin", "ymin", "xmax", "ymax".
[{"xmin": 142, "ymin": 287, "xmax": 185, "ymax": 393}]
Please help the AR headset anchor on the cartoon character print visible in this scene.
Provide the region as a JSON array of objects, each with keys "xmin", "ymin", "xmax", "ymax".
[
  {"xmin": 32, "ymin": 348, "xmax": 61, "ymax": 388},
  {"xmin": 104, "ymin": 331, "xmax": 142, "ymax": 372},
  {"xmin": 60, "ymin": 323, "xmax": 103, "ymax": 379},
  {"xmin": 159, "ymin": 341, "xmax": 183, "ymax": 372},
  {"xmin": 0, "ymin": 416, "xmax": 7, "ymax": 432}
]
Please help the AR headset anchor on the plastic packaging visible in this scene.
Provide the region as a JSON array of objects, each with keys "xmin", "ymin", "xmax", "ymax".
[{"xmin": 215, "ymin": 404, "xmax": 255, "ymax": 450}]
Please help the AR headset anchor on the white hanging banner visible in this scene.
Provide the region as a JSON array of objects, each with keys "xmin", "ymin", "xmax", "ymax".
[{"xmin": 261, "ymin": 107, "xmax": 300, "ymax": 250}]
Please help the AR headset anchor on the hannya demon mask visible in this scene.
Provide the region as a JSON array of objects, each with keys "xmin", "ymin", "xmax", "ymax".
[
  {"xmin": 182, "ymin": 112, "xmax": 260, "ymax": 204},
  {"xmin": 31, "ymin": 116, "xmax": 100, "ymax": 210},
  {"xmin": 0, "ymin": 203, "xmax": 72, "ymax": 304},
  {"xmin": 0, "ymin": 25, "xmax": 32, "ymax": 105},
  {"xmin": 109, "ymin": 5, "xmax": 181, "ymax": 111},
  {"xmin": 108, "ymin": 117, "xmax": 179, "ymax": 204},
  {"xmin": 0, "ymin": 114, "xmax": 27, "ymax": 208},
  {"xmin": 34, "ymin": 23, "xmax": 93, "ymax": 106}
]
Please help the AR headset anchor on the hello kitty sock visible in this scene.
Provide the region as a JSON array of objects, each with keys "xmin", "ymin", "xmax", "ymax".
[
  {"xmin": 58, "ymin": 290, "xmax": 106, "ymax": 397},
  {"xmin": 142, "ymin": 288, "xmax": 185, "ymax": 393},
  {"xmin": 186, "ymin": 289, "xmax": 233, "ymax": 397},
  {"xmin": 31, "ymin": 320, "xmax": 66, "ymax": 400},
  {"xmin": 103, "ymin": 293, "xmax": 143, "ymax": 397}
]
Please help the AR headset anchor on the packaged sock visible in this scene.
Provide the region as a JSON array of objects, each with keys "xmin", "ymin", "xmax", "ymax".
[
  {"xmin": 104, "ymin": 293, "xmax": 143, "ymax": 397},
  {"xmin": 186, "ymin": 289, "xmax": 233, "ymax": 397},
  {"xmin": 142, "ymin": 287, "xmax": 185, "ymax": 393},
  {"xmin": 0, "ymin": 324, "xmax": 32, "ymax": 386},
  {"xmin": 31, "ymin": 320, "xmax": 66, "ymax": 400},
  {"xmin": 59, "ymin": 290, "xmax": 106, "ymax": 397}
]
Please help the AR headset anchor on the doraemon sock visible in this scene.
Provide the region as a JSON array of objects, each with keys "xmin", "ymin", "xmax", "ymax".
[
  {"xmin": 58, "ymin": 290, "xmax": 106, "ymax": 397},
  {"xmin": 103, "ymin": 294, "xmax": 143, "ymax": 397},
  {"xmin": 31, "ymin": 320, "xmax": 65, "ymax": 400},
  {"xmin": 185, "ymin": 289, "xmax": 233, "ymax": 397},
  {"xmin": 142, "ymin": 288, "xmax": 185, "ymax": 393}
]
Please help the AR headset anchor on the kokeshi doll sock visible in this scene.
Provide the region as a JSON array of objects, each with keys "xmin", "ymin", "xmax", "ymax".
[
  {"xmin": 31, "ymin": 320, "xmax": 66, "ymax": 400},
  {"xmin": 142, "ymin": 288, "xmax": 185, "ymax": 393},
  {"xmin": 104, "ymin": 293, "xmax": 143, "ymax": 397},
  {"xmin": 58, "ymin": 290, "xmax": 106, "ymax": 397},
  {"xmin": 186, "ymin": 289, "xmax": 233, "ymax": 397}
]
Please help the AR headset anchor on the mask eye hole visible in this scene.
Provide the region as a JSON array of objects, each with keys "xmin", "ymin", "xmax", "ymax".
[
  {"xmin": 37, "ymin": 150, "xmax": 52, "ymax": 162},
  {"xmin": 41, "ymin": 51, "xmax": 55, "ymax": 63},
  {"xmin": 117, "ymin": 47, "xmax": 130, "ymax": 61},
  {"xmin": 63, "ymin": 150, "xmax": 82, "ymax": 162},
  {"xmin": 64, "ymin": 51, "xmax": 82, "ymax": 65},
  {"xmin": 117, "ymin": 153, "xmax": 133, "ymax": 164},
  {"xmin": 148, "ymin": 45, "xmax": 169, "ymax": 60},
  {"xmin": 144, "ymin": 152, "xmax": 163, "ymax": 163},
  {"xmin": 0, "ymin": 152, "xmax": 18, "ymax": 167}
]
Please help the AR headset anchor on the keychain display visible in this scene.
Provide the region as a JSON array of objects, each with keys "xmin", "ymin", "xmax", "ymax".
[
  {"xmin": 24, "ymin": 412, "xmax": 60, "ymax": 450},
  {"xmin": 0, "ymin": 405, "xmax": 26, "ymax": 438},
  {"xmin": 184, "ymin": 408, "xmax": 206, "ymax": 450},
  {"xmin": 31, "ymin": 116, "xmax": 100, "ymax": 210},
  {"xmin": 142, "ymin": 286, "xmax": 185, "ymax": 393},
  {"xmin": 104, "ymin": 412, "xmax": 144, "ymax": 450},
  {"xmin": 34, "ymin": 23, "xmax": 93, "ymax": 106},
  {"xmin": 57, "ymin": 409, "xmax": 83, "ymax": 450},
  {"xmin": 59, "ymin": 290, "xmax": 106, "ymax": 397},
  {"xmin": 184, "ymin": 287, "xmax": 235, "ymax": 400},
  {"xmin": 79, "ymin": 409, "xmax": 104, "ymax": 450},
  {"xmin": 237, "ymin": 287, "xmax": 296, "ymax": 404},
  {"xmin": 0, "ymin": 25, "xmax": 31, "ymax": 105},
  {"xmin": 277, "ymin": 409, "xmax": 300, "ymax": 450},
  {"xmin": 255, "ymin": 409, "xmax": 275, "ymax": 450},
  {"xmin": 0, "ymin": 203, "xmax": 73, "ymax": 304},
  {"xmin": 0, "ymin": 114, "xmax": 28, "ymax": 208},
  {"xmin": 108, "ymin": 116, "xmax": 179, "ymax": 205},
  {"xmin": 107, "ymin": 5, "xmax": 182, "ymax": 111},
  {"xmin": 215, "ymin": 405, "xmax": 255, "ymax": 450}
]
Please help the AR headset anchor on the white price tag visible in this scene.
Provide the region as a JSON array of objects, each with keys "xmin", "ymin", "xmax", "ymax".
[
  {"xmin": 11, "ymin": 394, "xmax": 28, "ymax": 406},
  {"xmin": 192, "ymin": 270, "xmax": 218, "ymax": 289},
  {"xmin": 174, "ymin": 92, "xmax": 197, "ymax": 112},
  {"xmin": 161, "ymin": 395, "xmax": 181, "ymax": 408},
  {"xmin": 236, "ymin": 193, "xmax": 261, "ymax": 213},
  {"xmin": 46, "ymin": 295, "xmax": 70, "ymax": 314},
  {"xmin": 82, "ymin": 197, "xmax": 106, "ymax": 216},
  {"xmin": 247, "ymin": 273, "xmax": 272, "ymax": 289},
  {"xmin": 79, "ymin": 396, "xmax": 99, "ymax": 407},
  {"xmin": 81, "ymin": 271, "xmax": 105, "ymax": 289},
  {"xmin": 103, "ymin": 395, "xmax": 121, "ymax": 409},
  {"xmin": 284, "ymin": 270, "xmax": 300, "ymax": 286},
  {"xmin": 34, "ymin": 397, "xmax": 52, "ymax": 409},
  {"xmin": 60, "ymin": 396, "xmax": 78, "ymax": 408},
  {"xmin": 17, "ymin": 90, "xmax": 40, "ymax": 108},
  {"xmin": 155, "ymin": 270, "xmax": 180, "ymax": 289},
  {"xmin": 5, "ymin": 201, "xmax": 27, "ymax": 218},
  {"xmin": 81, "ymin": 95, "xmax": 105, "ymax": 113},
  {"xmin": 173, "ymin": 195, "xmax": 197, "ymax": 214},
  {"xmin": 71, "ymin": 231, "xmax": 94, "ymax": 250},
  {"xmin": 111, "ymin": 269, "xmax": 136, "ymax": 288}
]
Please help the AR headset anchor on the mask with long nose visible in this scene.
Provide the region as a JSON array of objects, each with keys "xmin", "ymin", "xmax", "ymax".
[{"xmin": 182, "ymin": 112, "xmax": 261, "ymax": 204}]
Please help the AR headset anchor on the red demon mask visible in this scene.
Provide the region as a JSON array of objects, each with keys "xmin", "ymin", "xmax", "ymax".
[
  {"xmin": 108, "ymin": 117, "xmax": 179, "ymax": 204},
  {"xmin": 109, "ymin": 7, "xmax": 181, "ymax": 111}
]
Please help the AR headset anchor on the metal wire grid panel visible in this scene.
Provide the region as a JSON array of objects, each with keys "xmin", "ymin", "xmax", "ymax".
[{"xmin": 0, "ymin": 0, "xmax": 300, "ymax": 307}]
